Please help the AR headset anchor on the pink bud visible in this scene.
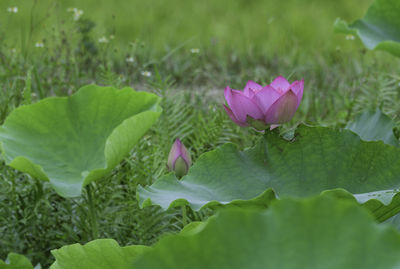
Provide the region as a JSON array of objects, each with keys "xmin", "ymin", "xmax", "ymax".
[
  {"xmin": 167, "ymin": 139, "xmax": 192, "ymax": 178},
  {"xmin": 223, "ymin": 76, "xmax": 304, "ymax": 129}
]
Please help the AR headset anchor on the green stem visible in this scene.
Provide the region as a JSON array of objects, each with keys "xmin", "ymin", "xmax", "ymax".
[
  {"xmin": 86, "ymin": 184, "xmax": 99, "ymax": 239},
  {"xmin": 182, "ymin": 205, "xmax": 188, "ymax": 226}
]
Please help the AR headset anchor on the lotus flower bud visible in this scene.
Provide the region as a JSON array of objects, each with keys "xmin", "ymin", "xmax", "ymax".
[
  {"xmin": 223, "ymin": 76, "xmax": 304, "ymax": 130},
  {"xmin": 167, "ymin": 139, "xmax": 192, "ymax": 178}
]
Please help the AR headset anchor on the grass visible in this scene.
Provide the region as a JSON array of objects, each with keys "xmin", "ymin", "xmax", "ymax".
[
  {"xmin": 1, "ymin": 0, "xmax": 400, "ymax": 267},
  {"xmin": 1, "ymin": 0, "xmax": 372, "ymax": 51}
]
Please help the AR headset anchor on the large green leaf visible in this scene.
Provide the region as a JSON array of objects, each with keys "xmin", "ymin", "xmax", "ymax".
[
  {"xmin": 346, "ymin": 109, "xmax": 399, "ymax": 147},
  {"xmin": 344, "ymin": 110, "xmax": 400, "ymax": 221},
  {"xmin": 0, "ymin": 253, "xmax": 33, "ymax": 269},
  {"xmin": 0, "ymin": 85, "xmax": 161, "ymax": 197},
  {"xmin": 133, "ymin": 196, "xmax": 400, "ymax": 268},
  {"xmin": 385, "ymin": 211, "xmax": 400, "ymax": 228},
  {"xmin": 138, "ymin": 125, "xmax": 400, "ymax": 221},
  {"xmin": 50, "ymin": 239, "xmax": 149, "ymax": 269},
  {"xmin": 334, "ymin": 0, "xmax": 400, "ymax": 57}
]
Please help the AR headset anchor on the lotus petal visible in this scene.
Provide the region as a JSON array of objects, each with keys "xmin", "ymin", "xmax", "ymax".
[
  {"xmin": 265, "ymin": 90, "xmax": 298, "ymax": 124},
  {"xmin": 270, "ymin": 76, "xmax": 291, "ymax": 92},
  {"xmin": 290, "ymin": 79, "xmax": 304, "ymax": 108},
  {"xmin": 228, "ymin": 90, "xmax": 264, "ymax": 123},
  {"xmin": 223, "ymin": 105, "xmax": 248, "ymax": 126},
  {"xmin": 243, "ymin": 80, "xmax": 263, "ymax": 98},
  {"xmin": 253, "ymin": 85, "xmax": 282, "ymax": 113}
]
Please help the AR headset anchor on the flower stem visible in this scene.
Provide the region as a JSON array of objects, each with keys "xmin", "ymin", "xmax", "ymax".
[{"xmin": 86, "ymin": 184, "xmax": 99, "ymax": 239}]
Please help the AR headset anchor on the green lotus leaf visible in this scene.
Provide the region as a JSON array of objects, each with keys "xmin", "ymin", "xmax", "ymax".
[
  {"xmin": 334, "ymin": 0, "xmax": 400, "ymax": 57},
  {"xmin": 50, "ymin": 239, "xmax": 149, "ymax": 269},
  {"xmin": 0, "ymin": 85, "xmax": 161, "ymax": 197},
  {"xmin": 346, "ymin": 109, "xmax": 399, "ymax": 147},
  {"xmin": 0, "ymin": 253, "xmax": 33, "ymax": 269},
  {"xmin": 138, "ymin": 125, "xmax": 400, "ymax": 221},
  {"xmin": 385, "ymin": 211, "xmax": 400, "ymax": 231},
  {"xmin": 345, "ymin": 110, "xmax": 400, "ymax": 221},
  {"xmin": 133, "ymin": 196, "xmax": 400, "ymax": 268}
]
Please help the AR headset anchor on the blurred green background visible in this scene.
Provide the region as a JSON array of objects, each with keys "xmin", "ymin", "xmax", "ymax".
[{"xmin": 1, "ymin": 0, "xmax": 371, "ymax": 54}]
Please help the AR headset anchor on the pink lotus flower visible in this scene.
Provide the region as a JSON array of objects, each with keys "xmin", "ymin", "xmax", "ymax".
[
  {"xmin": 223, "ymin": 76, "xmax": 304, "ymax": 130},
  {"xmin": 167, "ymin": 139, "xmax": 192, "ymax": 178}
]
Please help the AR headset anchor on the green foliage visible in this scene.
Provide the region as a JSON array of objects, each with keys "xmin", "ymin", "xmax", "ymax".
[
  {"xmin": 346, "ymin": 109, "xmax": 399, "ymax": 147},
  {"xmin": 0, "ymin": 0, "xmax": 400, "ymax": 267},
  {"xmin": 0, "ymin": 253, "xmax": 33, "ymax": 269},
  {"xmin": 334, "ymin": 0, "xmax": 400, "ymax": 57},
  {"xmin": 50, "ymin": 239, "xmax": 148, "ymax": 269},
  {"xmin": 133, "ymin": 196, "xmax": 400, "ymax": 268},
  {"xmin": 350, "ymin": 74, "xmax": 400, "ymax": 130},
  {"xmin": 31, "ymin": 196, "xmax": 400, "ymax": 269},
  {"xmin": 138, "ymin": 125, "xmax": 400, "ymax": 221},
  {"xmin": 385, "ymin": 212, "xmax": 400, "ymax": 230},
  {"xmin": 0, "ymin": 161, "xmax": 183, "ymax": 268},
  {"xmin": 0, "ymin": 83, "xmax": 242, "ymax": 267},
  {"xmin": 0, "ymin": 0, "xmax": 370, "ymax": 53},
  {"xmin": 0, "ymin": 85, "xmax": 161, "ymax": 197}
]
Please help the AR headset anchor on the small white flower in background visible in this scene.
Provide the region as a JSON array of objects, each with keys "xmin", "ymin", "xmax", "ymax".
[
  {"xmin": 190, "ymin": 48, "xmax": 200, "ymax": 54},
  {"xmin": 141, "ymin": 71, "xmax": 152, "ymax": 77},
  {"xmin": 126, "ymin": 56, "xmax": 135, "ymax": 63},
  {"xmin": 345, "ymin": 34, "xmax": 355, "ymax": 40},
  {"xmin": 67, "ymin": 8, "xmax": 83, "ymax": 21},
  {"xmin": 35, "ymin": 42, "xmax": 44, "ymax": 48},
  {"xmin": 7, "ymin": 7, "xmax": 18, "ymax": 13},
  {"xmin": 73, "ymin": 9, "xmax": 83, "ymax": 21},
  {"xmin": 98, "ymin": 37, "xmax": 109, "ymax": 43}
]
